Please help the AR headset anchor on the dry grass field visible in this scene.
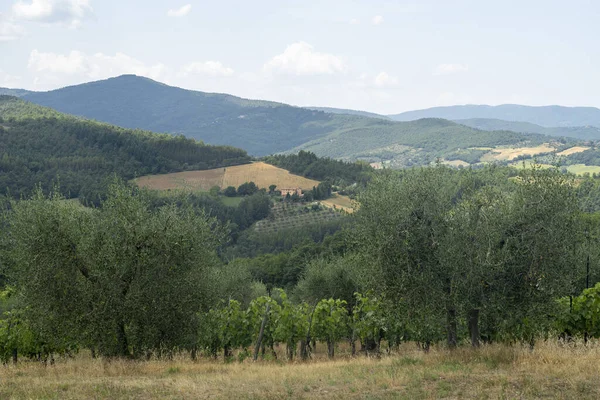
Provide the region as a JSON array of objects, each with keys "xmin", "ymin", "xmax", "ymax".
[
  {"xmin": 1, "ymin": 341, "xmax": 600, "ymax": 399},
  {"xmin": 321, "ymin": 193, "xmax": 356, "ymax": 213},
  {"xmin": 480, "ymin": 144, "xmax": 556, "ymax": 162},
  {"xmin": 442, "ymin": 159, "xmax": 471, "ymax": 168},
  {"xmin": 556, "ymin": 146, "xmax": 590, "ymax": 156},
  {"xmin": 135, "ymin": 162, "xmax": 321, "ymax": 192}
]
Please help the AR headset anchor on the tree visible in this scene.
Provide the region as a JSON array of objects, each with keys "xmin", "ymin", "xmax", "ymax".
[
  {"xmin": 237, "ymin": 182, "xmax": 258, "ymax": 196},
  {"xmin": 5, "ymin": 181, "xmax": 223, "ymax": 358},
  {"xmin": 269, "ymin": 185, "xmax": 277, "ymax": 194},
  {"xmin": 223, "ymin": 186, "xmax": 237, "ymax": 197}
]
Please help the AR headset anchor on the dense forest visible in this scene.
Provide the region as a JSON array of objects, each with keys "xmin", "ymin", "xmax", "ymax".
[
  {"xmin": 3, "ymin": 164, "xmax": 600, "ymax": 362},
  {"xmin": 263, "ymin": 150, "xmax": 372, "ymax": 186},
  {"xmin": 0, "ymin": 96, "xmax": 250, "ymax": 201}
]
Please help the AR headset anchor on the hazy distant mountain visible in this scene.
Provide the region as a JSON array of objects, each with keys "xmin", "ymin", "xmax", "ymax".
[
  {"xmin": 305, "ymin": 107, "xmax": 389, "ymax": 120},
  {"xmin": 0, "ymin": 88, "xmax": 32, "ymax": 97},
  {"xmin": 1, "ymin": 75, "xmax": 562, "ymax": 165},
  {"xmin": 455, "ymin": 118, "xmax": 600, "ymax": 140},
  {"xmin": 6, "ymin": 75, "xmax": 339, "ymax": 156},
  {"xmin": 389, "ymin": 104, "xmax": 600, "ymax": 128}
]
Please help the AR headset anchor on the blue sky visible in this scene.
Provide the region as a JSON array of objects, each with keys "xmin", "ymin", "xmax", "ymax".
[{"xmin": 0, "ymin": 0, "xmax": 599, "ymax": 113}]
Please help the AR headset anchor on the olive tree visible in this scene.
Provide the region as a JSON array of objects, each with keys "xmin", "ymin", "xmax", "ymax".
[{"xmin": 6, "ymin": 181, "xmax": 223, "ymax": 358}]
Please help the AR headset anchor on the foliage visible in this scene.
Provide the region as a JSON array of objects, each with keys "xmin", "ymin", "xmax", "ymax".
[
  {"xmin": 0, "ymin": 96, "xmax": 250, "ymax": 201},
  {"xmin": 4, "ymin": 180, "xmax": 222, "ymax": 358},
  {"xmin": 263, "ymin": 150, "xmax": 372, "ymax": 186},
  {"xmin": 556, "ymin": 283, "xmax": 600, "ymax": 339}
]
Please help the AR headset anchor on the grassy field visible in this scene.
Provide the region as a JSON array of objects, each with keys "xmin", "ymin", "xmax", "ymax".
[
  {"xmin": 135, "ymin": 162, "xmax": 321, "ymax": 192},
  {"xmin": 221, "ymin": 196, "xmax": 245, "ymax": 207},
  {"xmin": 321, "ymin": 193, "xmax": 356, "ymax": 213},
  {"xmin": 557, "ymin": 146, "xmax": 590, "ymax": 156},
  {"xmin": 566, "ymin": 164, "xmax": 600, "ymax": 175},
  {"xmin": 480, "ymin": 144, "xmax": 556, "ymax": 162},
  {"xmin": 1, "ymin": 342, "xmax": 600, "ymax": 399},
  {"xmin": 442, "ymin": 159, "xmax": 470, "ymax": 168}
]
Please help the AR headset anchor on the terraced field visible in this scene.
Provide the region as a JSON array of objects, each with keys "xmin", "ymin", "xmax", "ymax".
[{"xmin": 254, "ymin": 203, "xmax": 344, "ymax": 233}]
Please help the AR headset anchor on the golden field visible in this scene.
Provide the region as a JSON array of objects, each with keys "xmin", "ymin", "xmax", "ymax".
[
  {"xmin": 1, "ymin": 341, "xmax": 600, "ymax": 399},
  {"xmin": 480, "ymin": 144, "xmax": 556, "ymax": 162},
  {"xmin": 556, "ymin": 146, "xmax": 590, "ymax": 156},
  {"xmin": 135, "ymin": 162, "xmax": 321, "ymax": 192}
]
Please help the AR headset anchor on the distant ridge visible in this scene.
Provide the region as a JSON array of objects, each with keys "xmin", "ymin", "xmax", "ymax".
[
  {"xmin": 455, "ymin": 118, "xmax": 600, "ymax": 140},
  {"xmin": 388, "ymin": 104, "xmax": 600, "ymax": 128},
  {"xmin": 305, "ymin": 106, "xmax": 389, "ymax": 120},
  {"xmin": 0, "ymin": 75, "xmax": 572, "ymax": 166}
]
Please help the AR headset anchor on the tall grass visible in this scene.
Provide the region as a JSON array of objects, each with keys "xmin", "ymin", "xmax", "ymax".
[{"xmin": 1, "ymin": 341, "xmax": 599, "ymax": 399}]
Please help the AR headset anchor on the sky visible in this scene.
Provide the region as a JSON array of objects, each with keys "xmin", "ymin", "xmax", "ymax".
[{"xmin": 0, "ymin": 0, "xmax": 599, "ymax": 114}]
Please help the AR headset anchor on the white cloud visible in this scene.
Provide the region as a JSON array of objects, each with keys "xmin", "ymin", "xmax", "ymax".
[
  {"xmin": 0, "ymin": 13, "xmax": 25, "ymax": 41},
  {"xmin": 12, "ymin": 0, "xmax": 93, "ymax": 28},
  {"xmin": 167, "ymin": 4, "xmax": 191, "ymax": 17},
  {"xmin": 374, "ymin": 71, "xmax": 398, "ymax": 87},
  {"xmin": 28, "ymin": 49, "xmax": 167, "ymax": 81},
  {"xmin": 0, "ymin": 68, "xmax": 22, "ymax": 87},
  {"xmin": 263, "ymin": 41, "xmax": 347, "ymax": 76},
  {"xmin": 434, "ymin": 63, "xmax": 469, "ymax": 76},
  {"xmin": 372, "ymin": 15, "xmax": 384, "ymax": 25},
  {"xmin": 181, "ymin": 61, "xmax": 234, "ymax": 77}
]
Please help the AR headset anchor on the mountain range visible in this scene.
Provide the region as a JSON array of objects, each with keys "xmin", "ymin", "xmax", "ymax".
[
  {"xmin": 1, "ymin": 75, "xmax": 570, "ymax": 167},
  {"xmin": 389, "ymin": 104, "xmax": 600, "ymax": 128}
]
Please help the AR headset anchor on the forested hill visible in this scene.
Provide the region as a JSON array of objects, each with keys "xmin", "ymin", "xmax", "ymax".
[
  {"xmin": 286, "ymin": 117, "xmax": 554, "ymax": 167},
  {"xmin": 389, "ymin": 104, "xmax": 600, "ymax": 128},
  {"xmin": 454, "ymin": 118, "xmax": 600, "ymax": 140},
  {"xmin": 0, "ymin": 96, "xmax": 250, "ymax": 201},
  {"xmin": 7, "ymin": 75, "xmax": 338, "ymax": 156},
  {"xmin": 2, "ymin": 75, "xmax": 555, "ymax": 160}
]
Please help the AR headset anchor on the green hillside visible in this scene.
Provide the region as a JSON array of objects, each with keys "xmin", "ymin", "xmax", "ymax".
[
  {"xmin": 0, "ymin": 96, "xmax": 250, "ymax": 201},
  {"xmin": 285, "ymin": 117, "xmax": 557, "ymax": 167},
  {"xmin": 455, "ymin": 118, "xmax": 600, "ymax": 140},
  {"xmin": 305, "ymin": 106, "xmax": 389, "ymax": 119},
  {"xmin": 14, "ymin": 75, "xmax": 338, "ymax": 156},
  {"xmin": 3, "ymin": 75, "xmax": 557, "ymax": 160}
]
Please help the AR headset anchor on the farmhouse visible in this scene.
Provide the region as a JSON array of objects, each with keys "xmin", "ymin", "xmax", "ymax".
[{"xmin": 280, "ymin": 187, "xmax": 303, "ymax": 197}]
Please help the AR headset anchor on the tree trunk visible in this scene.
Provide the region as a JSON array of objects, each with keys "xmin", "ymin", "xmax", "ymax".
[
  {"xmin": 286, "ymin": 342, "xmax": 295, "ymax": 361},
  {"xmin": 12, "ymin": 348, "xmax": 17, "ymax": 364},
  {"xmin": 300, "ymin": 340, "xmax": 308, "ymax": 360},
  {"xmin": 327, "ymin": 340, "xmax": 334, "ymax": 359},
  {"xmin": 468, "ymin": 309, "xmax": 480, "ymax": 348},
  {"xmin": 224, "ymin": 345, "xmax": 233, "ymax": 360},
  {"xmin": 190, "ymin": 347, "xmax": 197, "ymax": 361},
  {"xmin": 116, "ymin": 321, "xmax": 129, "ymax": 357},
  {"xmin": 350, "ymin": 337, "xmax": 356, "ymax": 356},
  {"xmin": 253, "ymin": 303, "xmax": 270, "ymax": 361},
  {"xmin": 447, "ymin": 307, "xmax": 458, "ymax": 349}
]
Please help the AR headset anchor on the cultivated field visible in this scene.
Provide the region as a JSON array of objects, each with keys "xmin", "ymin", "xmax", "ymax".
[
  {"xmin": 321, "ymin": 193, "xmax": 356, "ymax": 213},
  {"xmin": 2, "ymin": 342, "xmax": 600, "ymax": 399},
  {"xmin": 135, "ymin": 162, "xmax": 321, "ymax": 192},
  {"xmin": 480, "ymin": 144, "xmax": 556, "ymax": 162},
  {"xmin": 557, "ymin": 146, "xmax": 590, "ymax": 156},
  {"xmin": 566, "ymin": 164, "xmax": 600, "ymax": 176},
  {"xmin": 442, "ymin": 159, "xmax": 470, "ymax": 168}
]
